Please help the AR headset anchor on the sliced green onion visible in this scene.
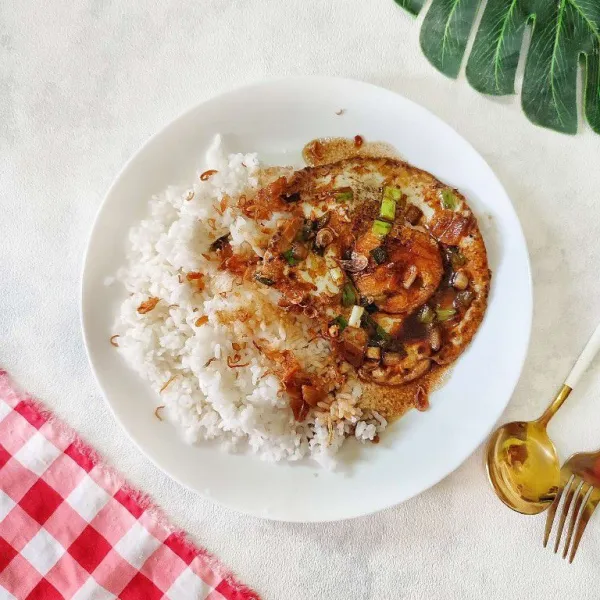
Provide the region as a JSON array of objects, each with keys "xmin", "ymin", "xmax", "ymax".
[
  {"xmin": 435, "ymin": 307, "xmax": 457, "ymax": 322},
  {"xmin": 383, "ymin": 186, "xmax": 402, "ymax": 201},
  {"xmin": 365, "ymin": 302, "xmax": 378, "ymax": 314},
  {"xmin": 364, "ymin": 314, "xmax": 391, "ymax": 340},
  {"xmin": 370, "ymin": 246, "xmax": 388, "ymax": 264},
  {"xmin": 380, "ymin": 197, "xmax": 396, "ymax": 221},
  {"xmin": 374, "ymin": 324, "xmax": 391, "ymax": 341},
  {"xmin": 372, "ymin": 219, "xmax": 392, "ymax": 238},
  {"xmin": 282, "ymin": 249, "xmax": 299, "ymax": 266},
  {"xmin": 440, "ymin": 189, "xmax": 458, "ymax": 210},
  {"xmin": 361, "ymin": 313, "xmax": 392, "ymax": 343},
  {"xmin": 331, "ymin": 315, "xmax": 348, "ymax": 332},
  {"xmin": 348, "ymin": 305, "xmax": 365, "ymax": 328},
  {"xmin": 335, "ymin": 189, "xmax": 353, "ymax": 203},
  {"xmin": 254, "ymin": 274, "xmax": 274, "ymax": 286},
  {"xmin": 341, "ymin": 282, "xmax": 358, "ymax": 307},
  {"xmin": 418, "ymin": 305, "xmax": 435, "ymax": 324}
]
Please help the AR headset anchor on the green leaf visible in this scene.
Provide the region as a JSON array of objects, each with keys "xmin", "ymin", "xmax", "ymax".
[
  {"xmin": 395, "ymin": 0, "xmax": 600, "ymax": 134},
  {"xmin": 394, "ymin": 0, "xmax": 426, "ymax": 17},
  {"xmin": 466, "ymin": 0, "xmax": 529, "ymax": 95},
  {"xmin": 420, "ymin": 0, "xmax": 483, "ymax": 78}
]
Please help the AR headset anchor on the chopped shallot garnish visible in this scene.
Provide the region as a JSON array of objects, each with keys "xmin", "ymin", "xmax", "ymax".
[
  {"xmin": 227, "ymin": 355, "xmax": 250, "ymax": 368},
  {"xmin": 195, "ymin": 315, "xmax": 209, "ymax": 327},
  {"xmin": 303, "ymin": 306, "xmax": 318, "ymax": 319},
  {"xmin": 220, "ymin": 196, "xmax": 229, "ymax": 213},
  {"xmin": 415, "ymin": 386, "xmax": 429, "ymax": 411},
  {"xmin": 338, "ymin": 252, "xmax": 368, "ymax": 273},
  {"xmin": 109, "ymin": 335, "xmax": 120, "ymax": 347},
  {"xmin": 312, "ymin": 141, "xmax": 324, "ymax": 159},
  {"xmin": 200, "ymin": 169, "xmax": 218, "ymax": 181},
  {"xmin": 137, "ymin": 297, "xmax": 159, "ymax": 314},
  {"xmin": 316, "ymin": 228, "xmax": 335, "ymax": 248},
  {"xmin": 402, "ymin": 265, "xmax": 418, "ymax": 289},
  {"xmin": 159, "ymin": 375, "xmax": 177, "ymax": 393},
  {"xmin": 154, "ymin": 405, "xmax": 165, "ymax": 421},
  {"xmin": 186, "ymin": 272, "xmax": 205, "ymax": 291}
]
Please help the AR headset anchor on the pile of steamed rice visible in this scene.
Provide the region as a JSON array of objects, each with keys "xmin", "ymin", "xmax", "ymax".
[{"xmin": 112, "ymin": 136, "xmax": 387, "ymax": 468}]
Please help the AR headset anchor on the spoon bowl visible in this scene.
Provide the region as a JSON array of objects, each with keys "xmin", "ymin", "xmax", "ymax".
[
  {"xmin": 486, "ymin": 420, "xmax": 560, "ymax": 514},
  {"xmin": 486, "ymin": 321, "xmax": 600, "ymax": 514}
]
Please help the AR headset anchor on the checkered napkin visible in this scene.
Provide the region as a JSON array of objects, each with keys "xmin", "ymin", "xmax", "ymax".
[{"xmin": 0, "ymin": 371, "xmax": 259, "ymax": 600}]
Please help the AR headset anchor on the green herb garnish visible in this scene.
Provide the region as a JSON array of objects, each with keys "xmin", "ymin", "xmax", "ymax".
[
  {"xmin": 335, "ymin": 189, "xmax": 353, "ymax": 203},
  {"xmin": 341, "ymin": 282, "xmax": 358, "ymax": 307},
  {"xmin": 361, "ymin": 313, "xmax": 391, "ymax": 341},
  {"xmin": 372, "ymin": 219, "xmax": 392, "ymax": 237},
  {"xmin": 435, "ymin": 307, "xmax": 457, "ymax": 322},
  {"xmin": 282, "ymin": 249, "xmax": 299, "ymax": 266},
  {"xmin": 254, "ymin": 274, "xmax": 275, "ymax": 286},
  {"xmin": 418, "ymin": 305, "xmax": 435, "ymax": 324},
  {"xmin": 380, "ymin": 197, "xmax": 396, "ymax": 221},
  {"xmin": 383, "ymin": 186, "xmax": 402, "ymax": 201},
  {"xmin": 374, "ymin": 324, "xmax": 391, "ymax": 341},
  {"xmin": 365, "ymin": 302, "xmax": 378, "ymax": 314},
  {"xmin": 331, "ymin": 315, "xmax": 348, "ymax": 332},
  {"xmin": 370, "ymin": 246, "xmax": 388, "ymax": 264},
  {"xmin": 440, "ymin": 189, "xmax": 458, "ymax": 210}
]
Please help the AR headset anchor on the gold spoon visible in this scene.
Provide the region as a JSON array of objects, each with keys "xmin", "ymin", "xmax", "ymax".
[{"xmin": 486, "ymin": 322, "xmax": 600, "ymax": 515}]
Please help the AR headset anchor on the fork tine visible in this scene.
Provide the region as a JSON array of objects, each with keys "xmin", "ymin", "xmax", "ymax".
[
  {"xmin": 544, "ymin": 486, "xmax": 565, "ymax": 547},
  {"xmin": 562, "ymin": 482, "xmax": 590, "ymax": 559},
  {"xmin": 554, "ymin": 475, "xmax": 577, "ymax": 553},
  {"xmin": 568, "ymin": 488, "xmax": 598, "ymax": 563}
]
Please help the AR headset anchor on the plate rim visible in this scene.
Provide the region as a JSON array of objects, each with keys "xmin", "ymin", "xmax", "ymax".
[{"xmin": 80, "ymin": 75, "xmax": 533, "ymax": 522}]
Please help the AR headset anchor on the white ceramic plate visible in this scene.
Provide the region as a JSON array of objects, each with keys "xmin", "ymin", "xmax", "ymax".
[{"xmin": 82, "ymin": 77, "xmax": 532, "ymax": 522}]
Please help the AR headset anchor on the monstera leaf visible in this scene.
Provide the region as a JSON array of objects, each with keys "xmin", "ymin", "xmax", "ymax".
[{"xmin": 394, "ymin": 0, "xmax": 600, "ymax": 135}]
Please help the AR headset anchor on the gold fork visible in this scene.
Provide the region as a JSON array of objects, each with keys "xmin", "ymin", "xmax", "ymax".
[{"xmin": 543, "ymin": 450, "xmax": 600, "ymax": 562}]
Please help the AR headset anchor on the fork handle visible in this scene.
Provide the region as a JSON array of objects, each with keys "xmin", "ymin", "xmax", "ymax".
[{"xmin": 565, "ymin": 322, "xmax": 600, "ymax": 389}]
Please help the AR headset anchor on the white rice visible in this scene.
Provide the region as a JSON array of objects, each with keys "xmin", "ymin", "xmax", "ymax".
[{"xmin": 113, "ymin": 135, "xmax": 387, "ymax": 468}]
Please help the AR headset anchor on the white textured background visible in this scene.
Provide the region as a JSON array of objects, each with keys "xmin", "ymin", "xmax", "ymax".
[{"xmin": 2, "ymin": 1, "xmax": 600, "ymax": 598}]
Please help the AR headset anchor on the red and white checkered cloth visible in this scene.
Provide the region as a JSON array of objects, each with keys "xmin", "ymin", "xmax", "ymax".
[{"xmin": 0, "ymin": 371, "xmax": 259, "ymax": 600}]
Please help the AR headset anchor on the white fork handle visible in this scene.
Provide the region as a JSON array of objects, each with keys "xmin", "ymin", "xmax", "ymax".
[{"xmin": 565, "ymin": 322, "xmax": 600, "ymax": 389}]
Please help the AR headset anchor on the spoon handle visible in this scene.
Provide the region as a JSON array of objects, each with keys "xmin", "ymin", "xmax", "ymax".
[
  {"xmin": 565, "ymin": 322, "xmax": 600, "ymax": 389},
  {"xmin": 537, "ymin": 321, "xmax": 600, "ymax": 428}
]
